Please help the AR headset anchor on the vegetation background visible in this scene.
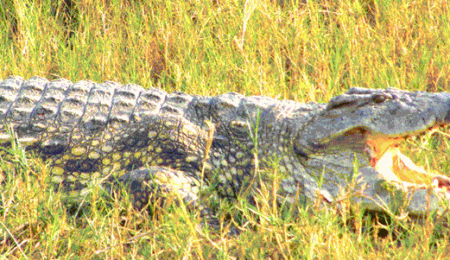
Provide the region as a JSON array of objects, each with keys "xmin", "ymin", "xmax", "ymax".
[{"xmin": 1, "ymin": 0, "xmax": 450, "ymax": 258}]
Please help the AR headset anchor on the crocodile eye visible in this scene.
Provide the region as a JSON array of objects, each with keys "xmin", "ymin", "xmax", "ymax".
[
  {"xmin": 372, "ymin": 94, "xmax": 388, "ymax": 103},
  {"xmin": 229, "ymin": 120, "xmax": 250, "ymax": 139}
]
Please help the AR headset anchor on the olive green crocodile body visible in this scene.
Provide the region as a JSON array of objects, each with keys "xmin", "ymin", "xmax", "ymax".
[
  {"xmin": 0, "ymin": 76, "xmax": 289, "ymax": 208},
  {"xmin": 2, "ymin": 76, "xmax": 450, "ymax": 215}
]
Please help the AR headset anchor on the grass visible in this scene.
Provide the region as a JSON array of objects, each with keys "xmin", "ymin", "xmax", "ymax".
[{"xmin": 1, "ymin": 0, "xmax": 450, "ymax": 258}]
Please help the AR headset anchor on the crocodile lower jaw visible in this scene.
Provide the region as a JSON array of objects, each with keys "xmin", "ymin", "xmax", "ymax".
[{"xmin": 367, "ymin": 133, "xmax": 450, "ymax": 192}]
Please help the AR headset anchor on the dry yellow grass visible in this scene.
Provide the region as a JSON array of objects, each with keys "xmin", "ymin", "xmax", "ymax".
[{"xmin": 1, "ymin": 0, "xmax": 450, "ymax": 258}]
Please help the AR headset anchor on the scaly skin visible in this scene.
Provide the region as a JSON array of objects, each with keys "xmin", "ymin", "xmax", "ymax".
[{"xmin": 1, "ymin": 76, "xmax": 450, "ymax": 215}]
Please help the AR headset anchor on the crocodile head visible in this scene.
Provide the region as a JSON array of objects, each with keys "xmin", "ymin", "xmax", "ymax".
[{"xmin": 292, "ymin": 87, "xmax": 450, "ymax": 214}]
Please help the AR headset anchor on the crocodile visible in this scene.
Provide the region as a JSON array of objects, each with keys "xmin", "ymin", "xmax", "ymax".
[{"xmin": 1, "ymin": 76, "xmax": 450, "ymax": 217}]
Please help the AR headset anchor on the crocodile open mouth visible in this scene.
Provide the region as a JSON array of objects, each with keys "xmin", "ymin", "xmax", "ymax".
[{"xmin": 366, "ymin": 128, "xmax": 450, "ymax": 191}]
